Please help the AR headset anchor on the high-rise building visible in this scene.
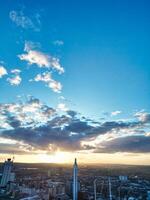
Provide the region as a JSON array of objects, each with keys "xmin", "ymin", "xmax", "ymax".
[
  {"xmin": 119, "ymin": 175, "xmax": 128, "ymax": 182},
  {"xmin": 0, "ymin": 158, "xmax": 13, "ymax": 187},
  {"xmin": 73, "ymin": 158, "xmax": 78, "ymax": 200},
  {"xmin": 147, "ymin": 191, "xmax": 150, "ymax": 200}
]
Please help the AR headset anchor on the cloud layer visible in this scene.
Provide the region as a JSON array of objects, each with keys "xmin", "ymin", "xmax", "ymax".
[{"xmin": 0, "ymin": 97, "xmax": 150, "ymax": 155}]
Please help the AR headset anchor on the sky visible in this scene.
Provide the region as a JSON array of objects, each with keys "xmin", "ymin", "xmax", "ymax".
[{"xmin": 0, "ymin": 0, "xmax": 150, "ymax": 165}]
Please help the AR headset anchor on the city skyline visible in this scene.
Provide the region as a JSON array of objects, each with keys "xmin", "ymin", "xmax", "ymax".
[{"xmin": 0, "ymin": 0, "xmax": 150, "ymax": 165}]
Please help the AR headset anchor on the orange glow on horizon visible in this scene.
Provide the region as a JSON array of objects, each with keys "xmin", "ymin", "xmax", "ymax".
[{"xmin": 1, "ymin": 152, "xmax": 150, "ymax": 165}]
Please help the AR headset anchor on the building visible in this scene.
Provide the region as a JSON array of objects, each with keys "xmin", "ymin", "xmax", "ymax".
[
  {"xmin": 147, "ymin": 191, "xmax": 150, "ymax": 200},
  {"xmin": 48, "ymin": 181, "xmax": 65, "ymax": 199},
  {"xmin": 73, "ymin": 158, "xmax": 78, "ymax": 200},
  {"xmin": 119, "ymin": 175, "xmax": 128, "ymax": 182},
  {"xmin": 0, "ymin": 158, "xmax": 14, "ymax": 187}
]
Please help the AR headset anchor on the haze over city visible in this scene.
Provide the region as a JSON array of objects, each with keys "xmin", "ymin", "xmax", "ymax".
[{"xmin": 0, "ymin": 0, "xmax": 150, "ymax": 165}]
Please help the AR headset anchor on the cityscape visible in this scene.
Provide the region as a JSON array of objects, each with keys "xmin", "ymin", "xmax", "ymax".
[
  {"xmin": 0, "ymin": 0, "xmax": 150, "ymax": 199},
  {"xmin": 0, "ymin": 158, "xmax": 150, "ymax": 199}
]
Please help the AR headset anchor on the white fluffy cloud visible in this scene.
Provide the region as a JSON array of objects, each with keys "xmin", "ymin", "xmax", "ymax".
[
  {"xmin": 34, "ymin": 72, "xmax": 52, "ymax": 82},
  {"xmin": 0, "ymin": 66, "xmax": 7, "ymax": 78},
  {"xmin": 7, "ymin": 69, "xmax": 22, "ymax": 86},
  {"xmin": 19, "ymin": 50, "xmax": 50, "ymax": 67},
  {"xmin": 18, "ymin": 42, "xmax": 64, "ymax": 74},
  {"xmin": 111, "ymin": 110, "xmax": 122, "ymax": 116},
  {"xmin": 34, "ymin": 72, "xmax": 62, "ymax": 93},
  {"xmin": 7, "ymin": 75, "xmax": 22, "ymax": 86},
  {"xmin": 48, "ymin": 80, "xmax": 62, "ymax": 93},
  {"xmin": 57, "ymin": 103, "xmax": 68, "ymax": 111}
]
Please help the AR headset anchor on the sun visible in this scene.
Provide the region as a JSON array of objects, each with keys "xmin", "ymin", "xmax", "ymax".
[{"xmin": 37, "ymin": 151, "xmax": 71, "ymax": 163}]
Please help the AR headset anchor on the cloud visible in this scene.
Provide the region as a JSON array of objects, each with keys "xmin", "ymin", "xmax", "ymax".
[
  {"xmin": 0, "ymin": 97, "xmax": 150, "ymax": 154},
  {"xmin": 0, "ymin": 143, "xmax": 29, "ymax": 155},
  {"xmin": 135, "ymin": 111, "xmax": 150, "ymax": 123},
  {"xmin": 0, "ymin": 66, "xmax": 7, "ymax": 78},
  {"xmin": 34, "ymin": 72, "xmax": 52, "ymax": 82},
  {"xmin": 6, "ymin": 116, "xmax": 21, "ymax": 128},
  {"xmin": 9, "ymin": 10, "xmax": 40, "ymax": 31},
  {"xmin": 19, "ymin": 50, "xmax": 50, "ymax": 67},
  {"xmin": 94, "ymin": 135, "xmax": 150, "ymax": 153},
  {"xmin": 0, "ymin": 137, "xmax": 38, "ymax": 155},
  {"xmin": 48, "ymin": 79, "xmax": 62, "ymax": 93},
  {"xmin": 67, "ymin": 110, "xmax": 77, "ymax": 118},
  {"xmin": 145, "ymin": 132, "xmax": 150, "ymax": 136},
  {"xmin": 57, "ymin": 103, "xmax": 68, "ymax": 111},
  {"xmin": 24, "ymin": 41, "xmax": 41, "ymax": 52},
  {"xmin": 0, "ymin": 67, "xmax": 22, "ymax": 86},
  {"xmin": 18, "ymin": 42, "xmax": 64, "ymax": 74},
  {"xmin": 11, "ymin": 69, "xmax": 21, "ymax": 74},
  {"xmin": 7, "ymin": 75, "xmax": 21, "ymax": 86},
  {"xmin": 111, "ymin": 110, "xmax": 122, "ymax": 116},
  {"xmin": 7, "ymin": 69, "xmax": 22, "ymax": 86},
  {"xmin": 0, "ymin": 97, "xmax": 55, "ymax": 130},
  {"xmin": 34, "ymin": 72, "xmax": 62, "ymax": 93},
  {"xmin": 17, "ymin": 41, "xmax": 64, "ymax": 93}
]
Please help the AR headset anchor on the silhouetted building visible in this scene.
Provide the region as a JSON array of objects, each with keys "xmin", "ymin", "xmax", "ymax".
[
  {"xmin": 0, "ymin": 158, "xmax": 14, "ymax": 187},
  {"xmin": 73, "ymin": 158, "xmax": 78, "ymax": 200}
]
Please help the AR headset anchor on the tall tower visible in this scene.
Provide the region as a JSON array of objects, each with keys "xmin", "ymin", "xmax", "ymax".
[
  {"xmin": 0, "ymin": 158, "xmax": 13, "ymax": 187},
  {"xmin": 108, "ymin": 177, "xmax": 112, "ymax": 200},
  {"xmin": 73, "ymin": 158, "xmax": 78, "ymax": 200}
]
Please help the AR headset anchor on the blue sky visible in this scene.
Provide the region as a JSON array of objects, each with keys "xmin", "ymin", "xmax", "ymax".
[{"xmin": 0, "ymin": 0, "xmax": 150, "ymax": 163}]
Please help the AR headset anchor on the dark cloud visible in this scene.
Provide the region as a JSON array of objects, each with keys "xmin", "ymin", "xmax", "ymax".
[
  {"xmin": 0, "ymin": 116, "xmax": 147, "ymax": 154},
  {"xmin": 65, "ymin": 120, "xmax": 92, "ymax": 133},
  {"xmin": 7, "ymin": 116, "xmax": 21, "ymax": 128},
  {"xmin": 94, "ymin": 135, "xmax": 150, "ymax": 153},
  {"xmin": 1, "ymin": 126, "xmax": 81, "ymax": 152},
  {"xmin": 0, "ymin": 97, "xmax": 150, "ymax": 154},
  {"xmin": 135, "ymin": 112, "xmax": 150, "ymax": 123},
  {"xmin": 0, "ymin": 143, "xmax": 31, "ymax": 155},
  {"xmin": 141, "ymin": 113, "xmax": 150, "ymax": 123},
  {"xmin": 67, "ymin": 110, "xmax": 77, "ymax": 118}
]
